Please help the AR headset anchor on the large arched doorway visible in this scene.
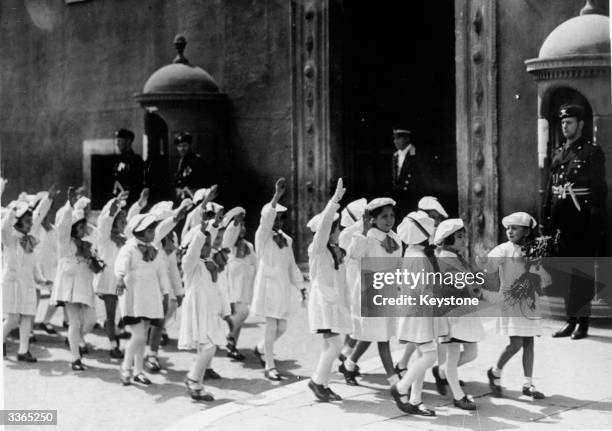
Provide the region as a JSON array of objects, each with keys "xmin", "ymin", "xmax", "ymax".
[{"xmin": 144, "ymin": 112, "xmax": 171, "ymax": 202}]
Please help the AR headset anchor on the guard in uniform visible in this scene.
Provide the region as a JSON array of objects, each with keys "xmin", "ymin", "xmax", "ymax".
[
  {"xmin": 543, "ymin": 104, "xmax": 607, "ymax": 340},
  {"xmin": 174, "ymin": 132, "xmax": 208, "ymax": 200},
  {"xmin": 391, "ymin": 127, "xmax": 425, "ymax": 219},
  {"xmin": 113, "ymin": 128, "xmax": 145, "ymax": 205}
]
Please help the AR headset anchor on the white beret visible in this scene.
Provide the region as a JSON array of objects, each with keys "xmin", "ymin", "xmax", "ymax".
[
  {"xmin": 306, "ymin": 212, "xmax": 340, "ymax": 233},
  {"xmin": 397, "ymin": 211, "xmax": 435, "ymax": 245},
  {"xmin": 74, "ymin": 196, "xmax": 91, "ymax": 212},
  {"xmin": 127, "ymin": 213, "xmax": 157, "ymax": 234},
  {"xmin": 433, "ymin": 218, "xmax": 465, "ymax": 245},
  {"xmin": 150, "ymin": 201, "xmax": 174, "ymax": 221},
  {"xmin": 10, "ymin": 201, "xmax": 32, "ymax": 218},
  {"xmin": 193, "ymin": 188, "xmax": 210, "ymax": 204},
  {"xmin": 340, "ymin": 198, "xmax": 368, "ymax": 228},
  {"xmin": 222, "ymin": 206, "xmax": 246, "ymax": 228},
  {"xmin": 71, "ymin": 208, "xmax": 87, "ymax": 225},
  {"xmin": 275, "ymin": 203, "xmax": 288, "ymax": 213},
  {"xmin": 366, "ymin": 197, "xmax": 396, "ymax": 212},
  {"xmin": 502, "ymin": 212, "xmax": 537, "ymax": 229},
  {"xmin": 418, "ymin": 196, "xmax": 448, "ymax": 219}
]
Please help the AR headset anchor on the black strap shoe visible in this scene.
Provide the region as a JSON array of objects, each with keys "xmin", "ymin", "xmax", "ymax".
[
  {"xmin": 325, "ymin": 386, "xmax": 342, "ymax": 401},
  {"xmin": 406, "ymin": 402, "xmax": 436, "ymax": 416},
  {"xmin": 253, "ymin": 346, "xmax": 266, "ymax": 367},
  {"xmin": 71, "ymin": 359, "xmax": 85, "ymax": 371},
  {"xmin": 264, "ymin": 368, "xmax": 283, "ymax": 381},
  {"xmin": 453, "ymin": 395, "xmax": 477, "ymax": 410},
  {"xmin": 109, "ymin": 347, "xmax": 124, "ymax": 359},
  {"xmin": 308, "ymin": 379, "xmax": 330, "ymax": 402},
  {"xmin": 144, "ymin": 356, "xmax": 162, "ymax": 373},
  {"xmin": 394, "ymin": 363, "xmax": 407, "ymax": 379},
  {"xmin": 487, "ymin": 368, "xmax": 503, "ymax": 398},
  {"xmin": 342, "ymin": 367, "xmax": 359, "ymax": 386},
  {"xmin": 184, "ymin": 378, "xmax": 214, "ymax": 401},
  {"xmin": 17, "ymin": 351, "xmax": 37, "ymax": 363},
  {"xmin": 522, "ymin": 385, "xmax": 545, "ymax": 399},
  {"xmin": 552, "ymin": 320, "xmax": 576, "ymax": 338},
  {"xmin": 226, "ymin": 347, "xmax": 246, "ymax": 361},
  {"xmin": 204, "ymin": 368, "xmax": 221, "ymax": 379},
  {"xmin": 432, "ymin": 365, "xmax": 447, "ymax": 396},
  {"xmin": 134, "ymin": 373, "xmax": 152, "ymax": 385}
]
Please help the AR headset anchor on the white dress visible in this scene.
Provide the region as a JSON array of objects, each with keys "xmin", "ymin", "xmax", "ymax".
[
  {"xmin": 307, "ymin": 201, "xmax": 351, "ymax": 334},
  {"xmin": 178, "ymin": 229, "xmax": 227, "ymax": 349},
  {"xmin": 51, "ymin": 201, "xmax": 96, "ymax": 307},
  {"xmin": 487, "ymin": 241, "xmax": 545, "ymax": 337},
  {"xmin": 437, "ymin": 248, "xmax": 485, "ymax": 343},
  {"xmin": 338, "ymin": 220, "xmax": 363, "ymax": 319},
  {"xmin": 251, "ymin": 203, "xmax": 303, "ymax": 320},
  {"xmin": 114, "ymin": 238, "xmax": 168, "ymax": 319},
  {"xmin": 396, "ymin": 245, "xmax": 438, "ymax": 343},
  {"xmin": 2, "ymin": 195, "xmax": 51, "ymax": 315},
  {"xmin": 222, "ymin": 222, "xmax": 257, "ymax": 304},
  {"xmin": 93, "ymin": 200, "xmax": 123, "ymax": 296},
  {"xmin": 348, "ymin": 227, "xmax": 401, "ymax": 342}
]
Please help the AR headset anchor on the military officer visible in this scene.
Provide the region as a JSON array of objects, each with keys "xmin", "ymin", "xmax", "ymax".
[
  {"xmin": 543, "ymin": 104, "xmax": 607, "ymax": 340},
  {"xmin": 113, "ymin": 128, "xmax": 145, "ymax": 205},
  {"xmin": 391, "ymin": 126, "xmax": 425, "ymax": 219},
  {"xmin": 174, "ymin": 132, "xmax": 208, "ymax": 200}
]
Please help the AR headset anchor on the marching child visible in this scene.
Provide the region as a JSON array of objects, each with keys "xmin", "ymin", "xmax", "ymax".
[
  {"xmin": 484, "ymin": 212, "xmax": 549, "ymax": 400},
  {"xmin": 251, "ymin": 178, "xmax": 305, "ymax": 381},
  {"xmin": 307, "ymin": 178, "xmax": 352, "ymax": 402}
]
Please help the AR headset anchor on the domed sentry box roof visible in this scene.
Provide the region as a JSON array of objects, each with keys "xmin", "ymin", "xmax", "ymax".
[
  {"xmin": 134, "ymin": 35, "xmax": 226, "ymax": 105},
  {"xmin": 525, "ymin": 2, "xmax": 610, "ymax": 81}
]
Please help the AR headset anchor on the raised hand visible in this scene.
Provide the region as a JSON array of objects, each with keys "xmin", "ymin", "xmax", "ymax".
[
  {"xmin": 275, "ymin": 178, "xmax": 286, "ymax": 198},
  {"xmin": 203, "ymin": 184, "xmax": 218, "ymax": 207},
  {"xmin": 138, "ymin": 188, "xmax": 150, "ymax": 208},
  {"xmin": 234, "ymin": 212, "xmax": 245, "ymax": 226},
  {"xmin": 47, "ymin": 184, "xmax": 61, "ymax": 200},
  {"xmin": 213, "ymin": 207, "xmax": 225, "ymax": 228},
  {"xmin": 68, "ymin": 186, "xmax": 77, "ymax": 207},
  {"xmin": 331, "ymin": 178, "xmax": 346, "ymax": 203},
  {"xmin": 175, "ymin": 199, "xmax": 193, "ymax": 222},
  {"xmin": 0, "ymin": 177, "xmax": 7, "ymax": 196}
]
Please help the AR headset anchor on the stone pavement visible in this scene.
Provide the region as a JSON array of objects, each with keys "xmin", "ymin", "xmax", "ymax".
[{"xmin": 166, "ymin": 317, "xmax": 612, "ymax": 431}]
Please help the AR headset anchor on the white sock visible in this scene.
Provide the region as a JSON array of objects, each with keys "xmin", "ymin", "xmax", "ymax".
[
  {"xmin": 524, "ymin": 377, "xmax": 533, "ymax": 387},
  {"xmin": 388, "ymin": 374, "xmax": 399, "ymax": 385},
  {"xmin": 492, "ymin": 366, "xmax": 501, "ymax": 377},
  {"xmin": 345, "ymin": 358, "xmax": 356, "ymax": 372}
]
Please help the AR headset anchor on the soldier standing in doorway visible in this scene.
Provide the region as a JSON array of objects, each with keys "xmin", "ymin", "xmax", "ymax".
[
  {"xmin": 391, "ymin": 126, "xmax": 425, "ymax": 219},
  {"xmin": 113, "ymin": 128, "xmax": 145, "ymax": 205},
  {"xmin": 544, "ymin": 104, "xmax": 607, "ymax": 340},
  {"xmin": 174, "ymin": 132, "xmax": 208, "ymax": 201}
]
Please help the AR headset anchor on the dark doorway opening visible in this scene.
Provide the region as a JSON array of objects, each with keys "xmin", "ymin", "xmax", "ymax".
[
  {"xmin": 334, "ymin": 0, "xmax": 457, "ymax": 217},
  {"xmin": 144, "ymin": 112, "xmax": 171, "ymax": 202}
]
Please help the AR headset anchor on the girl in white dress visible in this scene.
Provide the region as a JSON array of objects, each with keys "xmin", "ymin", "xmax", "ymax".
[
  {"xmin": 391, "ymin": 210, "xmax": 437, "ymax": 416},
  {"xmin": 306, "ymin": 179, "xmax": 352, "ymax": 402},
  {"xmin": 2, "ymin": 187, "xmax": 54, "ymax": 362},
  {"xmin": 342, "ymin": 198, "xmax": 401, "ymax": 387},
  {"xmin": 179, "ymin": 207, "xmax": 227, "ymax": 401},
  {"xmin": 434, "ymin": 218, "xmax": 484, "ymax": 410},
  {"xmin": 251, "ymin": 178, "xmax": 305, "ymax": 381},
  {"xmin": 222, "ymin": 206, "xmax": 257, "ymax": 361},
  {"xmin": 484, "ymin": 212, "xmax": 549, "ymax": 400},
  {"xmin": 115, "ymin": 212, "xmax": 170, "ymax": 385},
  {"xmin": 51, "ymin": 188, "xmax": 99, "ymax": 371},
  {"xmin": 94, "ymin": 192, "xmax": 129, "ymax": 359}
]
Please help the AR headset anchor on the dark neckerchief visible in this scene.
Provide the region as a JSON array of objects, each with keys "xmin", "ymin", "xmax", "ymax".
[
  {"xmin": 235, "ymin": 238, "xmax": 251, "ymax": 258},
  {"xmin": 327, "ymin": 243, "xmax": 346, "ymax": 270},
  {"xmin": 379, "ymin": 233, "xmax": 400, "ymax": 254},
  {"xmin": 17, "ymin": 232, "xmax": 39, "ymax": 254},
  {"xmin": 137, "ymin": 242, "xmax": 158, "ymax": 262},
  {"xmin": 204, "ymin": 259, "xmax": 219, "ymax": 282},
  {"xmin": 110, "ymin": 231, "xmax": 126, "ymax": 248},
  {"xmin": 272, "ymin": 230, "xmax": 288, "ymax": 249},
  {"xmin": 73, "ymin": 237, "xmax": 93, "ymax": 260}
]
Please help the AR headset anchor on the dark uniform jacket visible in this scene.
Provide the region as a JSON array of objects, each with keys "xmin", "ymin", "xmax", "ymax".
[
  {"xmin": 175, "ymin": 151, "xmax": 207, "ymax": 193},
  {"xmin": 392, "ymin": 148, "xmax": 425, "ymax": 217},
  {"xmin": 113, "ymin": 150, "xmax": 145, "ymax": 199}
]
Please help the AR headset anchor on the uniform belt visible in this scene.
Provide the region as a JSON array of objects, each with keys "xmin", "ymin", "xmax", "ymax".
[{"xmin": 551, "ymin": 183, "xmax": 590, "ymax": 211}]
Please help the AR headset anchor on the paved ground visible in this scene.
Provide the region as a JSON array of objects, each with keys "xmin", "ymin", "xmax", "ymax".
[{"xmin": 3, "ymin": 296, "xmax": 612, "ymax": 431}]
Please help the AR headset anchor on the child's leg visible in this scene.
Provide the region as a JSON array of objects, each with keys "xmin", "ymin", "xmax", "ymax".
[
  {"xmin": 436, "ymin": 343, "xmax": 448, "ymax": 379},
  {"xmin": 147, "ymin": 296, "xmax": 168, "ymax": 357},
  {"xmin": 459, "ymin": 343, "xmax": 478, "ymax": 367},
  {"xmin": 522, "ymin": 337, "xmax": 535, "ymax": 380},
  {"xmin": 229, "ymin": 303, "xmax": 249, "ymax": 343},
  {"xmin": 397, "ymin": 342, "xmax": 417, "ymax": 370},
  {"xmin": 188, "ymin": 343, "xmax": 216, "ymax": 386},
  {"xmin": 80, "ymin": 305, "xmax": 96, "ymax": 341},
  {"xmin": 396, "ymin": 342, "xmax": 436, "ymax": 402},
  {"xmin": 65, "ymin": 304, "xmax": 82, "ymax": 361},
  {"xmin": 340, "ymin": 335, "xmax": 357, "ymax": 359},
  {"xmin": 275, "ymin": 318, "xmax": 288, "ymax": 341},
  {"xmin": 122, "ymin": 321, "xmax": 143, "ymax": 372},
  {"xmin": 41, "ymin": 301, "xmax": 58, "ymax": 325},
  {"xmin": 445, "ymin": 343, "xmax": 465, "ymax": 400},
  {"xmin": 263, "ymin": 317, "xmax": 278, "ymax": 369},
  {"xmin": 133, "ymin": 321, "xmax": 149, "ymax": 375},
  {"xmin": 346, "ymin": 340, "xmax": 371, "ymax": 371},
  {"xmin": 3, "ymin": 313, "xmax": 20, "ymax": 342},
  {"xmin": 377, "ymin": 341, "xmax": 396, "ymax": 382},
  {"xmin": 312, "ymin": 333, "xmax": 342, "ymax": 386},
  {"xmin": 18, "ymin": 315, "xmax": 34, "ymax": 355},
  {"xmin": 496, "ymin": 336, "xmax": 523, "ymax": 371},
  {"xmin": 102, "ymin": 295, "xmax": 118, "ymax": 349}
]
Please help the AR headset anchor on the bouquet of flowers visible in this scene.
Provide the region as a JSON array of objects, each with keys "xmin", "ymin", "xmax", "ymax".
[{"xmin": 504, "ymin": 230, "xmax": 559, "ymax": 311}]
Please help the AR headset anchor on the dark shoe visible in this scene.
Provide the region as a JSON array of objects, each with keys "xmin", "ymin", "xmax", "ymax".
[
  {"xmin": 394, "ymin": 363, "xmax": 407, "ymax": 379},
  {"xmin": 264, "ymin": 368, "xmax": 283, "ymax": 381},
  {"xmin": 144, "ymin": 356, "xmax": 161, "ymax": 373},
  {"xmin": 71, "ymin": 359, "xmax": 85, "ymax": 371},
  {"xmin": 342, "ymin": 367, "xmax": 359, "ymax": 386},
  {"xmin": 571, "ymin": 325, "xmax": 588, "ymax": 340},
  {"xmin": 38, "ymin": 323, "xmax": 57, "ymax": 335},
  {"xmin": 432, "ymin": 365, "xmax": 447, "ymax": 396},
  {"xmin": 116, "ymin": 331, "xmax": 131, "ymax": 340},
  {"xmin": 184, "ymin": 378, "xmax": 214, "ymax": 401},
  {"xmin": 120, "ymin": 369, "xmax": 132, "ymax": 386},
  {"xmin": 390, "ymin": 384, "xmax": 411, "ymax": 413},
  {"xmin": 17, "ymin": 351, "xmax": 37, "ymax": 363},
  {"xmin": 522, "ymin": 385, "xmax": 545, "ymax": 399},
  {"xmin": 308, "ymin": 379, "xmax": 330, "ymax": 402},
  {"xmin": 487, "ymin": 368, "xmax": 503, "ymax": 398},
  {"xmin": 204, "ymin": 368, "xmax": 221, "ymax": 380},
  {"xmin": 8, "ymin": 328, "xmax": 19, "ymax": 338},
  {"xmin": 253, "ymin": 346, "xmax": 265, "ymax": 367},
  {"xmin": 93, "ymin": 323, "xmax": 102, "ymax": 330},
  {"xmin": 62, "ymin": 321, "xmax": 69, "ymax": 329},
  {"xmin": 552, "ymin": 320, "xmax": 576, "ymax": 338},
  {"xmin": 160, "ymin": 332, "xmax": 169, "ymax": 346},
  {"xmin": 133, "ymin": 373, "xmax": 152, "ymax": 385},
  {"xmin": 79, "ymin": 344, "xmax": 89, "ymax": 356},
  {"xmin": 325, "ymin": 386, "xmax": 342, "ymax": 401},
  {"xmin": 454, "ymin": 395, "xmax": 476, "ymax": 410},
  {"xmin": 406, "ymin": 402, "xmax": 436, "ymax": 416},
  {"xmin": 109, "ymin": 347, "xmax": 124, "ymax": 359},
  {"xmin": 226, "ymin": 346, "xmax": 245, "ymax": 361},
  {"xmin": 29, "ymin": 334, "xmax": 37, "ymax": 343}
]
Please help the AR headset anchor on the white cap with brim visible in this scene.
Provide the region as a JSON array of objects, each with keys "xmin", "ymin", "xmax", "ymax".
[
  {"xmin": 340, "ymin": 198, "xmax": 367, "ymax": 228},
  {"xmin": 193, "ymin": 188, "xmax": 210, "ymax": 205},
  {"xmin": 150, "ymin": 201, "xmax": 174, "ymax": 222},
  {"xmin": 71, "ymin": 209, "xmax": 87, "ymax": 225},
  {"xmin": 181, "ymin": 224, "xmax": 215, "ymax": 249},
  {"xmin": 502, "ymin": 212, "xmax": 537, "ymax": 229},
  {"xmin": 306, "ymin": 212, "xmax": 340, "ymax": 233},
  {"xmin": 10, "ymin": 201, "xmax": 32, "ymax": 219},
  {"xmin": 127, "ymin": 214, "xmax": 157, "ymax": 234},
  {"xmin": 74, "ymin": 196, "xmax": 91, "ymax": 212},
  {"xmin": 397, "ymin": 211, "xmax": 435, "ymax": 245},
  {"xmin": 418, "ymin": 196, "xmax": 448, "ymax": 219},
  {"xmin": 433, "ymin": 218, "xmax": 465, "ymax": 245},
  {"xmin": 222, "ymin": 206, "xmax": 246, "ymax": 228},
  {"xmin": 366, "ymin": 197, "xmax": 396, "ymax": 212}
]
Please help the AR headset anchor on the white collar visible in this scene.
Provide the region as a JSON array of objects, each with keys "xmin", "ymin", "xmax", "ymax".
[
  {"xmin": 396, "ymin": 144, "xmax": 415, "ymax": 157},
  {"xmin": 368, "ymin": 227, "xmax": 396, "ymax": 241}
]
